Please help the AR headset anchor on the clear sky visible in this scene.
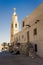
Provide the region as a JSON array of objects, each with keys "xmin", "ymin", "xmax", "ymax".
[{"xmin": 0, "ymin": 0, "xmax": 43, "ymax": 43}]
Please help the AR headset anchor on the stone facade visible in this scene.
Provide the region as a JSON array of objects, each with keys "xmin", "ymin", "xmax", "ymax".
[
  {"xmin": 0, "ymin": 44, "xmax": 3, "ymax": 52},
  {"xmin": 14, "ymin": 3, "xmax": 43, "ymax": 57}
]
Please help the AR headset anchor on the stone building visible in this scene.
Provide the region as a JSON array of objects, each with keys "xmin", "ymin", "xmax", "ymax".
[
  {"xmin": 0, "ymin": 44, "xmax": 3, "ymax": 52},
  {"xmin": 14, "ymin": 3, "xmax": 43, "ymax": 57}
]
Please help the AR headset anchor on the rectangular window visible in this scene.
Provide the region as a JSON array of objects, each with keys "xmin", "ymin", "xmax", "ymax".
[
  {"xmin": 34, "ymin": 28, "xmax": 37, "ymax": 35},
  {"xmin": 36, "ymin": 20, "xmax": 40, "ymax": 22},
  {"xmin": 23, "ymin": 21, "xmax": 24, "ymax": 27}
]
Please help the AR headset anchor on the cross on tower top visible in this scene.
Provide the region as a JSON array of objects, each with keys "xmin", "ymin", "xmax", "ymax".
[
  {"xmin": 14, "ymin": 8, "xmax": 16, "ymax": 12},
  {"xmin": 13, "ymin": 8, "xmax": 16, "ymax": 15}
]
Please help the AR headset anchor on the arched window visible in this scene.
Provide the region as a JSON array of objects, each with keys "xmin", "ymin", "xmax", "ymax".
[{"xmin": 15, "ymin": 24, "xmax": 17, "ymax": 28}]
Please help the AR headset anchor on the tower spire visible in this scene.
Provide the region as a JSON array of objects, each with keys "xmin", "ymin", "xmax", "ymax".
[
  {"xmin": 13, "ymin": 8, "xmax": 16, "ymax": 15},
  {"xmin": 14, "ymin": 8, "xmax": 16, "ymax": 12}
]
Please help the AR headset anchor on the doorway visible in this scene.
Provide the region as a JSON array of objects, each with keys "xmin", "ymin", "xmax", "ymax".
[{"xmin": 35, "ymin": 44, "xmax": 37, "ymax": 52}]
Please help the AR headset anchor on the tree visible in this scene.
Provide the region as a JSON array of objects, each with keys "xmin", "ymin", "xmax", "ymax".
[{"xmin": 2, "ymin": 42, "xmax": 7, "ymax": 49}]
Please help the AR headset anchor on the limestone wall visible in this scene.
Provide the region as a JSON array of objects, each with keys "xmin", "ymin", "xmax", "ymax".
[{"xmin": 14, "ymin": 3, "xmax": 43, "ymax": 57}]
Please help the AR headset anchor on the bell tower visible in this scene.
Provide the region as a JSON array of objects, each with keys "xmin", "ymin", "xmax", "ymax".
[{"xmin": 10, "ymin": 8, "xmax": 19, "ymax": 44}]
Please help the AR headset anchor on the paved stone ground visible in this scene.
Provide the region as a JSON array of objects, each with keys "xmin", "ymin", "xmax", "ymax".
[{"xmin": 0, "ymin": 51, "xmax": 43, "ymax": 65}]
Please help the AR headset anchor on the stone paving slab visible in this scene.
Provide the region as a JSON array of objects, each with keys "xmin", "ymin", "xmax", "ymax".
[{"xmin": 0, "ymin": 52, "xmax": 43, "ymax": 65}]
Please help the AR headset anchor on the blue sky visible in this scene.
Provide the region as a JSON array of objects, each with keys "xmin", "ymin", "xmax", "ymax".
[{"xmin": 0, "ymin": 0, "xmax": 43, "ymax": 43}]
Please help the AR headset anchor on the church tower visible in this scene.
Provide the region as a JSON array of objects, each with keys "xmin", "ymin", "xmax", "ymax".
[{"xmin": 10, "ymin": 8, "xmax": 19, "ymax": 44}]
